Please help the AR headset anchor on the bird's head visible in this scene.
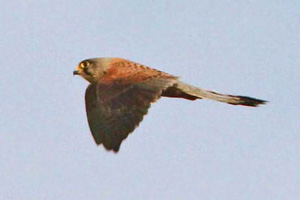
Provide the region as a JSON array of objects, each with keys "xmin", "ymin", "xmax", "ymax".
[{"xmin": 73, "ymin": 58, "xmax": 107, "ymax": 83}]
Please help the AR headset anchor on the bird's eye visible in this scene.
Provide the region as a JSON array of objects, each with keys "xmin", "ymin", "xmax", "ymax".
[{"xmin": 80, "ymin": 61, "xmax": 89, "ymax": 69}]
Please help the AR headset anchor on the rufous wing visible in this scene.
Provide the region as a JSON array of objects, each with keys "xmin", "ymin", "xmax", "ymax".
[{"xmin": 85, "ymin": 62, "xmax": 178, "ymax": 152}]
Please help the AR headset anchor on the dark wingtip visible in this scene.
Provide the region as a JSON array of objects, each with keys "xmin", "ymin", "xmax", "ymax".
[
  {"xmin": 102, "ymin": 143, "xmax": 121, "ymax": 153},
  {"xmin": 236, "ymin": 96, "xmax": 268, "ymax": 107},
  {"xmin": 112, "ymin": 145, "xmax": 121, "ymax": 153}
]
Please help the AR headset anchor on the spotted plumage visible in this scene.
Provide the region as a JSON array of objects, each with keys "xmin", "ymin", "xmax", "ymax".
[{"xmin": 74, "ymin": 57, "xmax": 266, "ymax": 152}]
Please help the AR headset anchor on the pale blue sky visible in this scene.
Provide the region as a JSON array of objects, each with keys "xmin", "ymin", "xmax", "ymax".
[{"xmin": 1, "ymin": 1, "xmax": 299, "ymax": 200}]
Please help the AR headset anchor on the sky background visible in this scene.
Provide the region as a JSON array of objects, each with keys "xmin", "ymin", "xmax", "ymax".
[{"xmin": 1, "ymin": 1, "xmax": 299, "ymax": 200}]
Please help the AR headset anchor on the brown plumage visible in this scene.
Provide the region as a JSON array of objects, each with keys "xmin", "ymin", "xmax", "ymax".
[{"xmin": 74, "ymin": 57, "xmax": 266, "ymax": 152}]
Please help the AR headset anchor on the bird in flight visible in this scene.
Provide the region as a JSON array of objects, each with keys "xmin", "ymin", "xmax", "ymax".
[{"xmin": 73, "ymin": 57, "xmax": 266, "ymax": 152}]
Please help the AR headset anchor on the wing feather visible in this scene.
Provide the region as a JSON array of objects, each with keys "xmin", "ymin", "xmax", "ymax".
[{"xmin": 85, "ymin": 66, "xmax": 178, "ymax": 152}]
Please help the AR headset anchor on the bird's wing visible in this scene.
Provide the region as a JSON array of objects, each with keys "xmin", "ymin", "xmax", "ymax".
[{"xmin": 85, "ymin": 62, "xmax": 178, "ymax": 152}]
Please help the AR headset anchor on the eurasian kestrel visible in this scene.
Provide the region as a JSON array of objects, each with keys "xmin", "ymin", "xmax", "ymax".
[{"xmin": 73, "ymin": 57, "xmax": 266, "ymax": 152}]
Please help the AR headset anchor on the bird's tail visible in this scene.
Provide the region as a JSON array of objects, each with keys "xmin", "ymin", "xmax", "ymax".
[{"xmin": 163, "ymin": 81, "xmax": 267, "ymax": 107}]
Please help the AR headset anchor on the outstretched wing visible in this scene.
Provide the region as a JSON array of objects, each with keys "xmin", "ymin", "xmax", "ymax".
[{"xmin": 85, "ymin": 62, "xmax": 177, "ymax": 152}]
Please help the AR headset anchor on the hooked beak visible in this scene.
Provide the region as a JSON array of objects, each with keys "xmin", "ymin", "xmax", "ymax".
[{"xmin": 73, "ymin": 70, "xmax": 79, "ymax": 75}]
